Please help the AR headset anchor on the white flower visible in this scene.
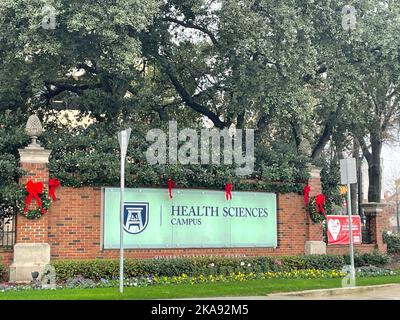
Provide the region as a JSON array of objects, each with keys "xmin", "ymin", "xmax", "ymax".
[
  {"xmin": 240, "ymin": 262, "xmax": 245, "ymax": 266},
  {"xmin": 247, "ymin": 263, "xmax": 251, "ymax": 267}
]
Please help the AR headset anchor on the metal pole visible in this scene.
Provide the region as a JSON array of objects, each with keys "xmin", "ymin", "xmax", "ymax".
[
  {"xmin": 118, "ymin": 128, "xmax": 131, "ymax": 294},
  {"xmin": 119, "ymin": 148, "xmax": 125, "ymax": 294},
  {"xmin": 347, "ymin": 182, "xmax": 356, "ymax": 286},
  {"xmin": 396, "ymin": 183, "xmax": 399, "ymax": 233}
]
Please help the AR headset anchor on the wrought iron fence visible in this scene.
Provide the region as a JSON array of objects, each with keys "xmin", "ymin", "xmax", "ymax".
[
  {"xmin": 0, "ymin": 205, "xmax": 16, "ymax": 249},
  {"xmin": 361, "ymin": 216, "xmax": 373, "ymax": 244}
]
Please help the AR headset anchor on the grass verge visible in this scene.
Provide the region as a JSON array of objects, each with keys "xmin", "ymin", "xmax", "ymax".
[{"xmin": 1, "ymin": 275, "xmax": 400, "ymax": 300}]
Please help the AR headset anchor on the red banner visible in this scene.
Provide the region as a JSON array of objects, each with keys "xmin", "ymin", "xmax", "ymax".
[{"xmin": 327, "ymin": 215, "xmax": 362, "ymax": 245}]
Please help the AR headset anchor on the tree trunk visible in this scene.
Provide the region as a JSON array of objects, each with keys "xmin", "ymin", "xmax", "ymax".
[
  {"xmin": 367, "ymin": 132, "xmax": 383, "ymax": 202},
  {"xmin": 311, "ymin": 99, "xmax": 343, "ymax": 160}
]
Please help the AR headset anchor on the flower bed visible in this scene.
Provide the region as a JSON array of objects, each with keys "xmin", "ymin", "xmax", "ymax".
[
  {"xmin": 51, "ymin": 252, "xmax": 389, "ymax": 281},
  {"xmin": 0, "ymin": 263, "xmax": 3, "ymax": 282},
  {"xmin": 1, "ymin": 267, "xmax": 396, "ymax": 292}
]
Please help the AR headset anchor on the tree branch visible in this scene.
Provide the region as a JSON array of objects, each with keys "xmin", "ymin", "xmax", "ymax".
[
  {"xmin": 353, "ymin": 132, "xmax": 372, "ymax": 163},
  {"xmin": 42, "ymin": 80, "xmax": 101, "ymax": 102},
  {"xmin": 311, "ymin": 99, "xmax": 343, "ymax": 159},
  {"xmin": 290, "ymin": 120, "xmax": 302, "ymax": 149},
  {"xmin": 157, "ymin": 55, "xmax": 228, "ymax": 129},
  {"xmin": 76, "ymin": 62, "xmax": 97, "ymax": 74},
  {"xmin": 163, "ymin": 17, "xmax": 219, "ymax": 47}
]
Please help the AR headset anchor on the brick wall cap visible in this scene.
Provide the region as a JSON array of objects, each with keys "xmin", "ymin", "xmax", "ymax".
[{"xmin": 361, "ymin": 202, "xmax": 387, "ymax": 215}]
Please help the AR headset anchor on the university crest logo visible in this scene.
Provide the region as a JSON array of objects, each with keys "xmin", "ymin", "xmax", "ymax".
[{"xmin": 123, "ymin": 202, "xmax": 149, "ymax": 234}]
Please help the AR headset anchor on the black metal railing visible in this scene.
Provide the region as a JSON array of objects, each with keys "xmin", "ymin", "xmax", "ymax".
[
  {"xmin": 361, "ymin": 217, "xmax": 373, "ymax": 244},
  {"xmin": 0, "ymin": 205, "xmax": 16, "ymax": 249}
]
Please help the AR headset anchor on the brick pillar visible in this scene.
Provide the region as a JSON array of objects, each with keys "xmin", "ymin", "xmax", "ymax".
[
  {"xmin": 304, "ymin": 165, "xmax": 325, "ymax": 254},
  {"xmin": 9, "ymin": 137, "xmax": 51, "ymax": 282},
  {"xmin": 16, "ymin": 148, "xmax": 51, "ymax": 243},
  {"xmin": 361, "ymin": 203, "xmax": 388, "ymax": 253}
]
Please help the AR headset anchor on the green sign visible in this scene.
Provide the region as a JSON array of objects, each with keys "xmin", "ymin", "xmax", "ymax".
[{"xmin": 103, "ymin": 188, "xmax": 277, "ymax": 249}]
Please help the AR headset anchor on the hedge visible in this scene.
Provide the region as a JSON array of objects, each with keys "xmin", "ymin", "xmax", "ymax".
[
  {"xmin": 344, "ymin": 251, "xmax": 390, "ymax": 266},
  {"xmin": 383, "ymin": 232, "xmax": 400, "ymax": 255},
  {"xmin": 51, "ymin": 253, "xmax": 389, "ymax": 281}
]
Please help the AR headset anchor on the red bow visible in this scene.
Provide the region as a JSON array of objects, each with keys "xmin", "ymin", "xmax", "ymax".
[
  {"xmin": 303, "ymin": 185, "xmax": 311, "ymax": 205},
  {"xmin": 49, "ymin": 178, "xmax": 60, "ymax": 202},
  {"xmin": 24, "ymin": 180, "xmax": 45, "ymax": 214},
  {"xmin": 315, "ymin": 193, "xmax": 326, "ymax": 217},
  {"xmin": 225, "ymin": 183, "xmax": 233, "ymax": 201},
  {"xmin": 167, "ymin": 179, "xmax": 176, "ymax": 199}
]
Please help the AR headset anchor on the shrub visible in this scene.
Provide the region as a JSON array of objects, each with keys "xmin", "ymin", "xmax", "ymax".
[
  {"xmin": 343, "ymin": 251, "xmax": 390, "ymax": 267},
  {"xmin": 50, "ymin": 253, "xmax": 386, "ymax": 282},
  {"xmin": 383, "ymin": 232, "xmax": 400, "ymax": 255},
  {"xmin": 278, "ymin": 255, "xmax": 345, "ymax": 271}
]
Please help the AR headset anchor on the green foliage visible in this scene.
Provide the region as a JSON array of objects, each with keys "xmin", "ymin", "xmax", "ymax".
[
  {"xmin": 62, "ymin": 270, "xmax": 348, "ymax": 289},
  {"xmin": 3, "ymin": 0, "xmax": 399, "ymax": 208},
  {"xmin": 16, "ymin": 188, "xmax": 52, "ymax": 220},
  {"xmin": 51, "ymin": 253, "xmax": 388, "ymax": 281},
  {"xmin": 343, "ymin": 251, "xmax": 390, "ymax": 267},
  {"xmin": 0, "ymin": 0, "xmax": 161, "ymax": 113},
  {"xmin": 38, "ymin": 120, "xmax": 309, "ymax": 192},
  {"xmin": 383, "ymin": 232, "xmax": 400, "ymax": 255},
  {"xmin": 0, "ymin": 111, "xmax": 310, "ymax": 208},
  {"xmin": 0, "ymin": 111, "xmax": 27, "ymax": 206},
  {"xmin": 308, "ymin": 196, "xmax": 326, "ymax": 223}
]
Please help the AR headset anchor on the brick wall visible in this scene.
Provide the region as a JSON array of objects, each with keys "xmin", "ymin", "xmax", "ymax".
[
  {"xmin": 0, "ymin": 249, "xmax": 13, "ymax": 280},
  {"xmin": 1, "ymin": 162, "xmax": 386, "ymax": 273},
  {"xmin": 11, "ymin": 186, "xmax": 323, "ymax": 261},
  {"xmin": 326, "ymin": 244, "xmax": 377, "ymax": 255},
  {"xmin": 16, "ymin": 162, "xmax": 50, "ymax": 244},
  {"xmin": 307, "ymin": 168, "xmax": 324, "ymax": 242}
]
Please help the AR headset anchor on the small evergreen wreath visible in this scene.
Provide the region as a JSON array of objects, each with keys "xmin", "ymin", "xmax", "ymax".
[
  {"xmin": 308, "ymin": 196, "xmax": 326, "ymax": 223},
  {"xmin": 16, "ymin": 188, "xmax": 52, "ymax": 220}
]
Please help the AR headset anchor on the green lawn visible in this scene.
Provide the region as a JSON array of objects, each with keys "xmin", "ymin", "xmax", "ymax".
[{"xmin": 1, "ymin": 275, "xmax": 400, "ymax": 300}]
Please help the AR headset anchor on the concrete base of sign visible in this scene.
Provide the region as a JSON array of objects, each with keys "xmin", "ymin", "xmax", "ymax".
[
  {"xmin": 305, "ymin": 241, "xmax": 326, "ymax": 255},
  {"xmin": 9, "ymin": 243, "xmax": 50, "ymax": 283}
]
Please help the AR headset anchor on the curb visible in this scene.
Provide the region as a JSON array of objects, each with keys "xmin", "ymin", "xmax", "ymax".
[{"xmin": 268, "ymin": 283, "xmax": 400, "ymax": 298}]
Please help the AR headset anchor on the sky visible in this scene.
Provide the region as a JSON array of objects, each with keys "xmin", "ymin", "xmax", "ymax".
[{"xmin": 382, "ymin": 142, "xmax": 400, "ymax": 193}]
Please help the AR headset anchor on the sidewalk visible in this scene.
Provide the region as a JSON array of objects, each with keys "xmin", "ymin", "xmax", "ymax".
[{"xmin": 182, "ymin": 284, "xmax": 400, "ymax": 300}]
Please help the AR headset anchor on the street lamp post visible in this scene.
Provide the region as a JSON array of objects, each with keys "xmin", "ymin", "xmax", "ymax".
[{"xmin": 118, "ymin": 128, "xmax": 132, "ymax": 294}]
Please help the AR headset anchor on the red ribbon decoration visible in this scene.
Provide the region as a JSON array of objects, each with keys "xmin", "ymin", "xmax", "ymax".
[
  {"xmin": 24, "ymin": 180, "xmax": 45, "ymax": 214},
  {"xmin": 315, "ymin": 193, "xmax": 326, "ymax": 217},
  {"xmin": 303, "ymin": 185, "xmax": 311, "ymax": 205},
  {"xmin": 167, "ymin": 179, "xmax": 176, "ymax": 200},
  {"xmin": 48, "ymin": 178, "xmax": 61, "ymax": 202},
  {"xmin": 225, "ymin": 183, "xmax": 233, "ymax": 201}
]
